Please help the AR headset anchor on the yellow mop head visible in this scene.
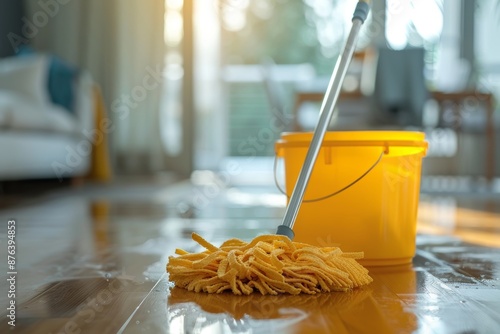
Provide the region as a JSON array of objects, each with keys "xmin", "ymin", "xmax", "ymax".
[{"xmin": 167, "ymin": 233, "xmax": 372, "ymax": 295}]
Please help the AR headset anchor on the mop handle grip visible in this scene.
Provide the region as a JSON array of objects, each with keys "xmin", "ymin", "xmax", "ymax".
[
  {"xmin": 277, "ymin": 2, "xmax": 370, "ymax": 238},
  {"xmin": 353, "ymin": 1, "xmax": 370, "ymax": 23}
]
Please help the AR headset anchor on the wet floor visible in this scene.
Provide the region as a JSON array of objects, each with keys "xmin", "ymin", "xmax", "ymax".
[{"xmin": 0, "ymin": 181, "xmax": 499, "ymax": 333}]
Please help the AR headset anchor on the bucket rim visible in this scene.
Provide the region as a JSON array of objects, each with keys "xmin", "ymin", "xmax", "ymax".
[
  {"xmin": 275, "ymin": 131, "xmax": 428, "ymax": 154},
  {"xmin": 279, "ymin": 130, "xmax": 426, "ymax": 141}
]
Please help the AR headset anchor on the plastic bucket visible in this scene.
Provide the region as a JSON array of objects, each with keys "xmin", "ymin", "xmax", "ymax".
[{"xmin": 275, "ymin": 131, "xmax": 428, "ymax": 266}]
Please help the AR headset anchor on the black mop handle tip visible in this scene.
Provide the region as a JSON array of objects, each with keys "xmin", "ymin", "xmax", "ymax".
[
  {"xmin": 353, "ymin": 1, "xmax": 370, "ymax": 23},
  {"xmin": 276, "ymin": 225, "xmax": 295, "ymax": 240}
]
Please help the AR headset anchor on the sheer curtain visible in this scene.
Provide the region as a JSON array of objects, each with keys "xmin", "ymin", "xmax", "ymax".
[{"xmin": 25, "ymin": 0, "xmax": 167, "ymax": 174}]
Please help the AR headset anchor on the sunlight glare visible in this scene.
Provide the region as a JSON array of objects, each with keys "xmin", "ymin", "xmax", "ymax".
[
  {"xmin": 386, "ymin": 0, "xmax": 411, "ymax": 49},
  {"xmin": 386, "ymin": 0, "xmax": 443, "ymax": 49},
  {"xmin": 165, "ymin": 11, "xmax": 183, "ymax": 46},
  {"xmin": 166, "ymin": 0, "xmax": 183, "ymax": 10},
  {"xmin": 222, "ymin": 7, "xmax": 247, "ymax": 31},
  {"xmin": 412, "ymin": 0, "xmax": 443, "ymax": 43}
]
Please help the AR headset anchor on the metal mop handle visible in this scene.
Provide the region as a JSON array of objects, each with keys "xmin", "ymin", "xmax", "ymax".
[{"xmin": 276, "ymin": 1, "xmax": 370, "ymax": 240}]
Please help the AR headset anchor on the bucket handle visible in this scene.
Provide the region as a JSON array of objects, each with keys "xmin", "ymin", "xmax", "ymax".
[{"xmin": 274, "ymin": 149, "xmax": 386, "ymax": 203}]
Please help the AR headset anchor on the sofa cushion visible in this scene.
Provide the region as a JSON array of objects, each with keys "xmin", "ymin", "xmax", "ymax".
[
  {"xmin": 0, "ymin": 55, "xmax": 50, "ymax": 106},
  {"xmin": 17, "ymin": 46, "xmax": 79, "ymax": 114},
  {"xmin": 0, "ymin": 91, "xmax": 79, "ymax": 134}
]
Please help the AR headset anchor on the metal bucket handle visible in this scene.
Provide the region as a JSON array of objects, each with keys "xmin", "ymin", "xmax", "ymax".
[{"xmin": 274, "ymin": 146, "xmax": 387, "ymax": 203}]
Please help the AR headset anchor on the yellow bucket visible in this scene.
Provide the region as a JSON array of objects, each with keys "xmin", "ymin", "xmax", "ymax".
[{"xmin": 275, "ymin": 131, "xmax": 428, "ymax": 266}]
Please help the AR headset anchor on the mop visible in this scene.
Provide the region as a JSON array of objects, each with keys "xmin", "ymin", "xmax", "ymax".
[{"xmin": 167, "ymin": 1, "xmax": 372, "ymax": 295}]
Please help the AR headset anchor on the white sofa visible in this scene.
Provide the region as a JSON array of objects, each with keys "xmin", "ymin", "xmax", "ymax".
[{"xmin": 0, "ymin": 55, "xmax": 95, "ymax": 181}]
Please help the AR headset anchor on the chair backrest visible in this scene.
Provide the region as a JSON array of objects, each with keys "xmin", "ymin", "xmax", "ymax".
[
  {"xmin": 373, "ymin": 47, "xmax": 429, "ymax": 126},
  {"xmin": 260, "ymin": 57, "xmax": 292, "ymax": 130}
]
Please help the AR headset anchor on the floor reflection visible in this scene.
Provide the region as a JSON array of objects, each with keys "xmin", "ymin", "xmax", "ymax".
[
  {"xmin": 418, "ymin": 196, "xmax": 500, "ymax": 248},
  {"xmin": 168, "ymin": 287, "xmax": 371, "ymax": 320},
  {"xmin": 166, "ymin": 265, "xmax": 422, "ymax": 334},
  {"xmin": 167, "ymin": 287, "xmax": 375, "ymax": 333}
]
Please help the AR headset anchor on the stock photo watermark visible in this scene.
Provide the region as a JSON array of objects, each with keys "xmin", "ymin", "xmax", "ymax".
[
  {"xmin": 190, "ymin": 108, "xmax": 293, "ymax": 210},
  {"xmin": 49, "ymin": 271, "xmax": 142, "ymax": 334},
  {"xmin": 6, "ymin": 219, "xmax": 17, "ymax": 328},
  {"xmin": 8, "ymin": 0, "xmax": 74, "ymax": 52},
  {"xmin": 111, "ymin": 65, "xmax": 164, "ymax": 121},
  {"xmin": 50, "ymin": 64, "xmax": 164, "ymax": 181}
]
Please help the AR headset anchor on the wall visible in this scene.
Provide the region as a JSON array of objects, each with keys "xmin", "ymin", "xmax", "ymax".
[{"xmin": 0, "ymin": 0, "xmax": 25, "ymax": 57}]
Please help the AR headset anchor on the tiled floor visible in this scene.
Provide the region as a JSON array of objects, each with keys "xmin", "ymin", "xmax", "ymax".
[{"xmin": 0, "ymin": 177, "xmax": 499, "ymax": 333}]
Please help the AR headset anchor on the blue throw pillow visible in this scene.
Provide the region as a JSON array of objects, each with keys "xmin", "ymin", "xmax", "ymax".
[
  {"xmin": 47, "ymin": 56, "xmax": 79, "ymax": 114},
  {"xmin": 16, "ymin": 45, "xmax": 79, "ymax": 114}
]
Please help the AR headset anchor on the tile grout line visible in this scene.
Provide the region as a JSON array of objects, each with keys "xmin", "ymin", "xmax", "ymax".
[{"xmin": 116, "ymin": 273, "xmax": 167, "ymax": 334}]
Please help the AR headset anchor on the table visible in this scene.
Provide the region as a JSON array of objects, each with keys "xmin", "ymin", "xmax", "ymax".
[
  {"xmin": 0, "ymin": 182, "xmax": 499, "ymax": 333},
  {"xmin": 431, "ymin": 91, "xmax": 496, "ymax": 181},
  {"xmin": 292, "ymin": 87, "xmax": 496, "ymax": 181}
]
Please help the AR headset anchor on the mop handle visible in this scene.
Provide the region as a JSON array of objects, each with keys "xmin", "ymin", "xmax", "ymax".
[{"xmin": 276, "ymin": 1, "xmax": 370, "ymax": 240}]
